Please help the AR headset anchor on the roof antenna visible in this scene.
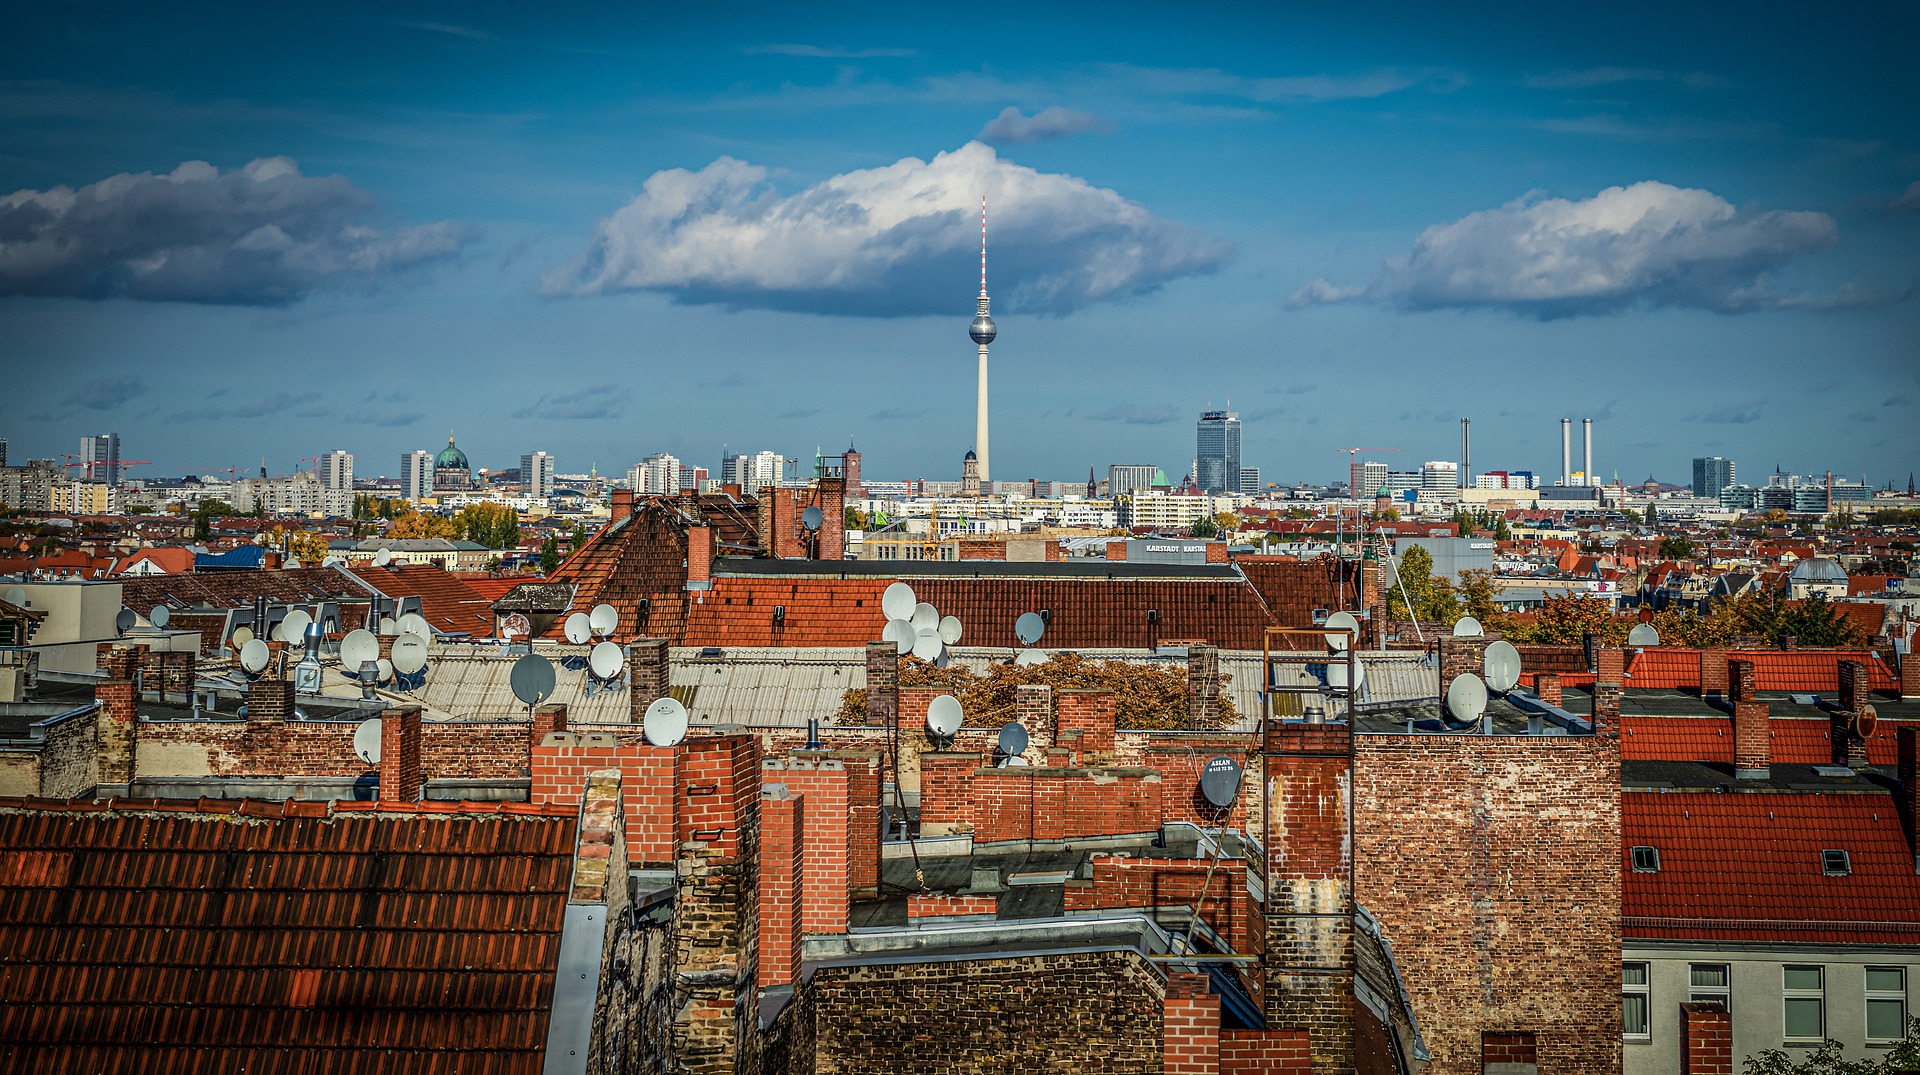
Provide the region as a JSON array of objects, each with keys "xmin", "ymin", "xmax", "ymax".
[{"xmin": 979, "ymin": 195, "xmax": 988, "ymax": 297}]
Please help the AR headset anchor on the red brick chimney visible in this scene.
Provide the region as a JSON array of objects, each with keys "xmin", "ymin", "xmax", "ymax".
[
  {"xmin": 1534, "ymin": 672, "xmax": 1563, "ymax": 708},
  {"xmin": 757, "ymin": 784, "xmax": 804, "ymax": 987},
  {"xmin": 1261, "ymin": 720, "xmax": 1354, "ymax": 1070},
  {"xmin": 378, "ymin": 703, "xmax": 423, "ymax": 802},
  {"xmin": 816, "ymin": 475, "xmax": 846, "ymax": 561},
  {"xmin": 1681, "ymin": 1004, "xmax": 1732, "ymax": 1075},
  {"xmin": 1838, "ymin": 660, "xmax": 1868, "ymax": 715},
  {"xmin": 531, "ymin": 702, "xmax": 567, "ymax": 754},
  {"xmin": 864, "ymin": 642, "xmax": 898, "ymax": 728},
  {"xmin": 1903, "ymin": 655, "xmax": 1920, "ymax": 700},
  {"xmin": 1699, "ymin": 648, "xmax": 1729, "ymax": 697},
  {"xmin": 686, "ymin": 524, "xmax": 714, "ymax": 586},
  {"xmin": 1898, "ymin": 727, "xmax": 1918, "ymax": 873},
  {"xmin": 627, "ymin": 639, "xmax": 670, "ymax": 716},
  {"xmin": 610, "ymin": 488, "xmax": 634, "ymax": 525},
  {"xmin": 1730, "ymin": 659, "xmax": 1770, "ymax": 781},
  {"xmin": 1163, "ymin": 972, "xmax": 1222, "ymax": 1075},
  {"xmin": 94, "ymin": 677, "xmax": 137, "ymax": 788}
]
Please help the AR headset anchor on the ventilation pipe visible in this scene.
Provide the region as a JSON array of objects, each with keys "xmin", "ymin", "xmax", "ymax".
[{"xmin": 1561, "ymin": 419, "xmax": 1572, "ymax": 486}]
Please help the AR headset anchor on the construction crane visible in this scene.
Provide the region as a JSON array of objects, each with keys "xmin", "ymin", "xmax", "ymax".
[
  {"xmin": 60, "ymin": 454, "xmax": 152, "ymax": 481},
  {"xmin": 1334, "ymin": 447, "xmax": 1400, "ymax": 464}
]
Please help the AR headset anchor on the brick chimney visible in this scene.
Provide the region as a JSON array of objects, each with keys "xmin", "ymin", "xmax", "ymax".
[
  {"xmin": 94, "ymin": 677, "xmax": 137, "ymax": 788},
  {"xmin": 1730, "ymin": 659, "xmax": 1770, "ymax": 781},
  {"xmin": 1534, "ymin": 672, "xmax": 1562, "ymax": 708},
  {"xmin": 1261, "ymin": 720, "xmax": 1354, "ymax": 1072},
  {"xmin": 531, "ymin": 702, "xmax": 567, "ymax": 754},
  {"xmin": 1838, "ymin": 660, "xmax": 1868, "ymax": 715},
  {"xmin": 1163, "ymin": 972, "xmax": 1222, "ymax": 1075},
  {"xmin": 610, "ymin": 488, "xmax": 634, "ymax": 525},
  {"xmin": 686, "ymin": 524, "xmax": 714, "ymax": 587},
  {"xmin": 1439, "ymin": 635, "xmax": 1490, "ymax": 702},
  {"xmin": 816, "ymin": 475, "xmax": 846, "ymax": 561},
  {"xmin": 757, "ymin": 784, "xmax": 804, "ymax": 987},
  {"xmin": 377, "ymin": 703, "xmax": 423, "ymax": 802},
  {"xmin": 627, "ymin": 639, "xmax": 670, "ymax": 716},
  {"xmin": 1597, "ymin": 645, "xmax": 1626, "ymax": 684},
  {"xmin": 1593, "ymin": 680, "xmax": 1622, "ymax": 730},
  {"xmin": 864, "ymin": 642, "xmax": 898, "ymax": 728},
  {"xmin": 246, "ymin": 677, "xmax": 295, "ymax": 722},
  {"xmin": 1898, "ymin": 727, "xmax": 1918, "ymax": 873},
  {"xmin": 1699, "ymin": 648, "xmax": 1729, "ymax": 697},
  {"xmin": 1681, "ymin": 1003, "xmax": 1732, "ymax": 1075},
  {"xmin": 1903, "ymin": 654, "xmax": 1920, "ymax": 700}
]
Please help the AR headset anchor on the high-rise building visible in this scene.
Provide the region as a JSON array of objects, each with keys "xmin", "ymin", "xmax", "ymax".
[
  {"xmin": 1238, "ymin": 467, "xmax": 1262, "ymax": 496},
  {"xmin": 1107, "ymin": 465, "xmax": 1159, "ymax": 498},
  {"xmin": 81, "ymin": 433, "xmax": 121, "ymax": 486},
  {"xmin": 401, "ymin": 450, "xmax": 433, "ymax": 503},
  {"xmin": 1350, "ymin": 461, "xmax": 1389, "ymax": 498},
  {"xmin": 968, "ymin": 197, "xmax": 997, "ymax": 483},
  {"xmin": 629, "ymin": 453, "xmax": 681, "ymax": 495},
  {"xmin": 1421, "ymin": 461, "xmax": 1459, "ymax": 493},
  {"xmin": 1195, "ymin": 410, "xmax": 1240, "ymax": 494},
  {"xmin": 1692, "ymin": 457, "xmax": 1735, "ymax": 499},
  {"xmin": 320, "ymin": 450, "xmax": 353, "ymax": 493},
  {"xmin": 521, "ymin": 451, "xmax": 555, "ymax": 498}
]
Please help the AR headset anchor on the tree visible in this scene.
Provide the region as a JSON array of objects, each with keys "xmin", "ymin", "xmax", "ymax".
[
  {"xmin": 1501, "ymin": 593, "xmax": 1630, "ymax": 646},
  {"xmin": 191, "ymin": 499, "xmax": 235, "ymax": 541},
  {"xmin": 456, "ymin": 503, "xmax": 520, "ymax": 549},
  {"xmin": 1385, "ymin": 546, "xmax": 1461, "ymax": 623},
  {"xmin": 1647, "ymin": 606, "xmax": 1733, "ymax": 647},
  {"xmin": 287, "ymin": 531, "xmax": 330, "ymax": 564},
  {"xmin": 1659, "ymin": 536, "xmax": 1697, "ymax": 560},
  {"xmin": 387, "ymin": 511, "xmax": 461, "ymax": 540},
  {"xmin": 539, "ymin": 535, "xmax": 562, "ymax": 574},
  {"xmin": 1644, "ymin": 500, "xmax": 1659, "ymax": 528},
  {"xmin": 1213, "ymin": 512, "xmax": 1241, "ymax": 534},
  {"xmin": 1457, "ymin": 568, "xmax": 1502, "ymax": 628},
  {"xmin": 568, "ymin": 523, "xmax": 589, "ymax": 552},
  {"xmin": 1189, "ymin": 515, "xmax": 1219, "ymax": 538},
  {"xmin": 845, "ymin": 506, "xmax": 868, "ymax": 530},
  {"xmin": 1742, "ymin": 1015, "xmax": 1919, "ymax": 1073}
]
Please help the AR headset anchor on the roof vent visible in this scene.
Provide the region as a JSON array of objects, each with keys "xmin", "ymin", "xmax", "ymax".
[
  {"xmin": 1821, "ymin": 849, "xmax": 1851, "ymax": 876},
  {"xmin": 1631, "ymin": 846, "xmax": 1660, "ymax": 873}
]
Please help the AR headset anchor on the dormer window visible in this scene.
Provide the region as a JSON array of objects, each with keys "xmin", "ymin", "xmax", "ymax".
[
  {"xmin": 1631, "ymin": 846, "xmax": 1661, "ymax": 873},
  {"xmin": 1821, "ymin": 850, "xmax": 1851, "ymax": 876}
]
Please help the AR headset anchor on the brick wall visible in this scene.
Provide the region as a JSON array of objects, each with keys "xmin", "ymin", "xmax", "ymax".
[
  {"xmin": 919, "ymin": 751, "xmax": 983, "ymax": 834},
  {"xmin": 377, "ymin": 704, "xmax": 422, "ymax": 802},
  {"xmin": 1145, "ymin": 741, "xmax": 1252, "ymax": 830},
  {"xmin": 1063, "ymin": 855, "xmax": 1252, "ymax": 952},
  {"xmin": 1482, "ymin": 1031, "xmax": 1536, "ymax": 1068},
  {"xmin": 864, "ymin": 643, "xmax": 897, "ymax": 728},
  {"xmin": 1534, "ymin": 673, "xmax": 1562, "ymax": 707},
  {"xmin": 1261, "ymin": 722, "xmax": 1354, "ymax": 1073},
  {"xmin": 246, "ymin": 677, "xmax": 295, "ymax": 722},
  {"xmin": 1058, "ymin": 689, "xmax": 1117, "ymax": 763},
  {"xmin": 1904, "ymin": 653, "xmax": 1920, "ymax": 699},
  {"xmin": 1680, "ymin": 1003, "xmax": 1732, "ymax": 1075},
  {"xmin": 135, "ymin": 713, "xmax": 537, "ymax": 785},
  {"xmin": 35, "ymin": 708, "xmax": 99, "ymax": 797},
  {"xmin": 1163, "ymin": 972, "xmax": 1221, "ymax": 1075},
  {"xmin": 905, "ymin": 893, "xmax": 997, "ymax": 918},
  {"xmin": 94, "ymin": 678, "xmax": 136, "ymax": 786},
  {"xmin": 970, "ymin": 767, "xmax": 1164, "ymax": 843},
  {"xmin": 1220, "ymin": 1029, "xmax": 1311, "ymax": 1074},
  {"xmin": 757, "ymin": 784, "xmax": 804, "ymax": 987},
  {"xmin": 531, "ymin": 732, "xmax": 678, "ymax": 865},
  {"xmin": 1352, "ymin": 734, "xmax": 1621, "ymax": 1075},
  {"xmin": 762, "ymin": 755, "xmax": 851, "ymax": 933}
]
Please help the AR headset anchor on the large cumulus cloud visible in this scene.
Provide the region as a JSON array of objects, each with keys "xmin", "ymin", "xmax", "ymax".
[
  {"xmin": 0, "ymin": 158, "xmax": 470, "ymax": 305},
  {"xmin": 543, "ymin": 142, "xmax": 1228, "ymax": 315},
  {"xmin": 1290, "ymin": 181, "xmax": 1838, "ymax": 317}
]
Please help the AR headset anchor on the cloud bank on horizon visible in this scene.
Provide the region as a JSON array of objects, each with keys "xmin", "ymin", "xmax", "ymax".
[
  {"xmin": 542, "ymin": 141, "xmax": 1230, "ymax": 316},
  {"xmin": 0, "ymin": 158, "xmax": 470, "ymax": 305},
  {"xmin": 1291, "ymin": 181, "xmax": 1843, "ymax": 317}
]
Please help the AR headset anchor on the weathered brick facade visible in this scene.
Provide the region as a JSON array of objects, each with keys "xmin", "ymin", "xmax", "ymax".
[{"xmin": 1261, "ymin": 721, "xmax": 1354, "ymax": 1073}]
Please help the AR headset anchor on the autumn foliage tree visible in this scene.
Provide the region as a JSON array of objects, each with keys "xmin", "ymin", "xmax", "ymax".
[{"xmin": 834, "ymin": 651, "xmax": 1235, "ymax": 731}]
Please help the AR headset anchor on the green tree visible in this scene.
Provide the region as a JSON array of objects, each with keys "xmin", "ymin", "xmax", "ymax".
[
  {"xmin": 1659, "ymin": 536, "xmax": 1697, "ymax": 560},
  {"xmin": 1457, "ymin": 568, "xmax": 1502, "ymax": 628},
  {"xmin": 455, "ymin": 503, "xmax": 521, "ymax": 549},
  {"xmin": 845, "ymin": 506, "xmax": 868, "ymax": 530},
  {"xmin": 191, "ymin": 498, "xmax": 235, "ymax": 541},
  {"xmin": 1385, "ymin": 546, "xmax": 1461, "ymax": 623},
  {"xmin": 1189, "ymin": 515, "xmax": 1219, "ymax": 538},
  {"xmin": 568, "ymin": 523, "xmax": 589, "ymax": 552},
  {"xmin": 1645, "ymin": 501, "xmax": 1659, "ymax": 528},
  {"xmin": 539, "ymin": 535, "xmax": 562, "ymax": 574},
  {"xmin": 1743, "ymin": 1015, "xmax": 1919, "ymax": 1073}
]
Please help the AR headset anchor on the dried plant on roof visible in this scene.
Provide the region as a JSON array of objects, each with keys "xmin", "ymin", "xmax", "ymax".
[{"xmin": 833, "ymin": 651, "xmax": 1233, "ymax": 730}]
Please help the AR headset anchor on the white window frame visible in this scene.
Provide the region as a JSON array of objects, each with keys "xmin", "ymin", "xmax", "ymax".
[
  {"xmin": 1783, "ymin": 965, "xmax": 1825, "ymax": 1043},
  {"xmin": 1623, "ymin": 961, "xmax": 1652, "ymax": 1041},
  {"xmin": 1690, "ymin": 963, "xmax": 1732, "ymax": 1013},
  {"xmin": 1865, "ymin": 966, "xmax": 1907, "ymax": 1045}
]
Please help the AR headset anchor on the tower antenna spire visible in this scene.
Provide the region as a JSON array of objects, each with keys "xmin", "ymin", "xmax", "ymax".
[
  {"xmin": 968, "ymin": 194, "xmax": 997, "ymax": 483},
  {"xmin": 980, "ymin": 195, "xmax": 988, "ymax": 297}
]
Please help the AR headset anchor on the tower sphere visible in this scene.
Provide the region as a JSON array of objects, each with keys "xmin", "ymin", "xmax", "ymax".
[{"xmin": 969, "ymin": 313, "xmax": 997, "ymax": 344}]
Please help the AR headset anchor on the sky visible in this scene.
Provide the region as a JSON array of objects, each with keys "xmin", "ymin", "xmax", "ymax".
[{"xmin": 2, "ymin": 1, "xmax": 1916, "ymax": 489}]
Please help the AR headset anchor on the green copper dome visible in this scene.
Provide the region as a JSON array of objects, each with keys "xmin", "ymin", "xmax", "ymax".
[{"xmin": 435, "ymin": 435, "xmax": 469, "ymax": 470}]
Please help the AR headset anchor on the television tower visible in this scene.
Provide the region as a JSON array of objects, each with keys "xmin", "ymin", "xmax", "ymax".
[{"xmin": 968, "ymin": 196, "xmax": 997, "ymax": 482}]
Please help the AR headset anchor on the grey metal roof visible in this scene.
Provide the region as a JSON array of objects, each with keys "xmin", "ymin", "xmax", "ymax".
[
  {"xmin": 672, "ymin": 646, "xmax": 866, "ymax": 728},
  {"xmin": 714, "ymin": 558, "xmax": 1248, "ymax": 581}
]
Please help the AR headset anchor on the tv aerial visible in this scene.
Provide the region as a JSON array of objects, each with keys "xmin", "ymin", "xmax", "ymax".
[
  {"xmin": 801, "ymin": 505, "xmax": 824, "ymax": 531},
  {"xmin": 1452, "ymin": 616, "xmax": 1484, "ymax": 638},
  {"xmin": 377, "ymin": 616, "xmax": 398, "ymax": 636},
  {"xmin": 1446, "ymin": 672, "xmax": 1489, "ymax": 729},
  {"xmin": 3, "ymin": 586, "xmax": 26, "ymax": 607},
  {"xmin": 353, "ymin": 719, "xmax": 382, "ymax": 765},
  {"xmin": 396, "ymin": 612, "xmax": 432, "ymax": 642},
  {"xmin": 1483, "ymin": 640, "xmax": 1522, "ymax": 694},
  {"xmin": 390, "ymin": 633, "xmax": 429, "ymax": 688},
  {"xmin": 1627, "ymin": 623, "xmax": 1660, "ymax": 648},
  {"xmin": 911, "ymin": 602, "xmax": 939, "ymax": 632},
  {"xmin": 882, "ymin": 582, "xmax": 918, "ymax": 622},
  {"xmin": 278, "ymin": 608, "xmax": 313, "ymax": 644},
  {"xmin": 643, "ymin": 697, "xmax": 689, "ymax": 747},
  {"xmin": 150, "ymin": 605, "xmax": 171, "ymax": 629},
  {"xmin": 1014, "ymin": 612, "xmax": 1046, "ymax": 646},
  {"xmin": 1323, "ymin": 610, "xmax": 1359, "ymax": 652},
  {"xmin": 926, "ymin": 694, "xmax": 963, "ymax": 743},
  {"xmin": 510, "ymin": 652, "xmax": 557, "ymax": 709},
  {"xmin": 1199, "ymin": 755, "xmax": 1243, "ymax": 810},
  {"xmin": 1328, "ymin": 659, "xmax": 1365, "ymax": 694},
  {"xmin": 1855, "ymin": 703, "xmax": 1878, "ymax": 741},
  {"xmin": 230, "ymin": 625, "xmax": 255, "ymax": 650},
  {"xmin": 589, "ymin": 603, "xmax": 619, "ymax": 637},
  {"xmin": 563, "ymin": 612, "xmax": 592, "ymax": 645},
  {"xmin": 912, "ymin": 627, "xmax": 943, "ymax": 662},
  {"xmin": 1014, "ymin": 648, "xmax": 1048, "ymax": 667}
]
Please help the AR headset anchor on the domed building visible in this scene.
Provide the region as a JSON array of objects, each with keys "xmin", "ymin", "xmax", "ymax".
[
  {"xmin": 433, "ymin": 434, "xmax": 472, "ymax": 492},
  {"xmin": 1785, "ymin": 556, "xmax": 1848, "ymax": 600}
]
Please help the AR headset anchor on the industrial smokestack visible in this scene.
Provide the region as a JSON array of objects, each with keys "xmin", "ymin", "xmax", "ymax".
[
  {"xmin": 1460, "ymin": 418, "xmax": 1471, "ymax": 490},
  {"xmin": 1561, "ymin": 419, "xmax": 1572, "ymax": 486},
  {"xmin": 1583, "ymin": 418, "xmax": 1594, "ymax": 488}
]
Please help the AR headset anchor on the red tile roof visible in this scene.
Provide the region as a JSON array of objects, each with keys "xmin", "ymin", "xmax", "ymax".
[
  {"xmin": 1620, "ymin": 715, "xmax": 1908, "ymax": 766},
  {"xmin": 463, "ymin": 575, "xmax": 540, "ymax": 603},
  {"xmin": 0, "ymin": 796, "xmax": 577, "ymax": 1071},
  {"xmin": 1624, "ymin": 648, "xmax": 1898, "ymax": 692},
  {"xmin": 120, "ymin": 566, "xmax": 372, "ymax": 612},
  {"xmin": 111, "ymin": 547, "xmax": 196, "ymax": 576},
  {"xmin": 1623, "ymin": 793, "xmax": 1920, "ymax": 945},
  {"xmin": 540, "ymin": 495, "xmax": 760, "ymax": 641},
  {"xmin": 351, "ymin": 563, "xmax": 497, "ymax": 638},
  {"xmin": 1237, "ymin": 557, "xmax": 1363, "ymax": 630}
]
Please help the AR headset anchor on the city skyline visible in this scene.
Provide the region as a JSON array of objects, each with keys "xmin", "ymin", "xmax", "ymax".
[{"xmin": 2, "ymin": 2, "xmax": 1916, "ymax": 485}]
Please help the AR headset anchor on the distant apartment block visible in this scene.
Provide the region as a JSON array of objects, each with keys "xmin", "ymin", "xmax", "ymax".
[
  {"xmin": 80, "ymin": 433, "xmax": 121, "ymax": 486},
  {"xmin": 1692, "ymin": 456, "xmax": 1735, "ymax": 498},
  {"xmin": 402, "ymin": 450, "xmax": 434, "ymax": 503},
  {"xmin": 320, "ymin": 450, "xmax": 353, "ymax": 493},
  {"xmin": 521, "ymin": 451, "xmax": 555, "ymax": 498}
]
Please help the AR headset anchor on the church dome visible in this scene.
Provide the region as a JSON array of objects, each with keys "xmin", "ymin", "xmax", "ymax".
[{"xmin": 435, "ymin": 436, "xmax": 469, "ymax": 471}]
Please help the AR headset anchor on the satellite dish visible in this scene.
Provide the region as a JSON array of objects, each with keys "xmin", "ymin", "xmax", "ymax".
[
  {"xmin": 1855, "ymin": 703, "xmax": 1878, "ymax": 740},
  {"xmin": 1446, "ymin": 673, "xmax": 1489, "ymax": 724},
  {"xmin": 1452, "ymin": 616, "xmax": 1484, "ymax": 638},
  {"xmin": 353, "ymin": 719, "xmax": 382, "ymax": 766},
  {"xmin": 116, "ymin": 607, "xmax": 136, "ymax": 634},
  {"xmin": 500, "ymin": 612, "xmax": 531, "ymax": 639},
  {"xmin": 912, "ymin": 628, "xmax": 943, "ymax": 662},
  {"xmin": 881, "ymin": 582, "xmax": 918, "ymax": 622},
  {"xmin": 801, "ymin": 505, "xmax": 824, "ymax": 530},
  {"xmin": 882, "ymin": 618, "xmax": 916, "ymax": 655},
  {"xmin": 373, "ymin": 548, "xmax": 392, "ymax": 566},
  {"xmin": 390, "ymin": 634, "xmax": 429, "ymax": 675},
  {"xmin": 1324, "ymin": 611, "xmax": 1360, "ymax": 652},
  {"xmin": 1328, "ymin": 660, "xmax": 1366, "ymax": 693},
  {"xmin": 589, "ymin": 604, "xmax": 619, "ymax": 636},
  {"xmin": 150, "ymin": 605, "xmax": 171, "ymax": 629},
  {"xmin": 1627, "ymin": 623, "xmax": 1661, "ymax": 648},
  {"xmin": 996, "ymin": 721, "xmax": 1029, "ymax": 757},
  {"xmin": 396, "ymin": 612, "xmax": 432, "ymax": 642},
  {"xmin": 911, "ymin": 602, "xmax": 939, "ymax": 631},
  {"xmin": 1199, "ymin": 756, "xmax": 1243, "ymax": 809},
  {"xmin": 643, "ymin": 697, "xmax": 689, "ymax": 747},
  {"xmin": 938, "ymin": 615, "xmax": 964, "ymax": 645},
  {"xmin": 1483, "ymin": 640, "xmax": 1522, "ymax": 693},
  {"xmin": 321, "ymin": 556, "xmax": 345, "ymax": 568},
  {"xmin": 378, "ymin": 617, "xmax": 398, "ymax": 636},
  {"xmin": 563, "ymin": 613, "xmax": 592, "ymax": 645},
  {"xmin": 339, "ymin": 629, "xmax": 379, "ymax": 670},
  {"xmin": 927, "ymin": 694, "xmax": 963, "ymax": 738},
  {"xmin": 3, "ymin": 586, "xmax": 25, "ymax": 606},
  {"xmin": 589, "ymin": 641, "xmax": 624, "ymax": 679},
  {"xmin": 510, "ymin": 653, "xmax": 556, "ymax": 706},
  {"xmin": 376, "ymin": 657, "xmax": 394, "ymax": 683},
  {"xmin": 1015, "ymin": 648, "xmax": 1047, "ymax": 667},
  {"xmin": 1000, "ymin": 755, "xmax": 1030, "ymax": 767},
  {"xmin": 239, "ymin": 638, "xmax": 270, "ymax": 674},
  {"xmin": 230, "ymin": 626, "xmax": 254, "ymax": 648},
  {"xmin": 280, "ymin": 609, "xmax": 313, "ymax": 643},
  {"xmin": 1014, "ymin": 612, "xmax": 1046, "ymax": 646}
]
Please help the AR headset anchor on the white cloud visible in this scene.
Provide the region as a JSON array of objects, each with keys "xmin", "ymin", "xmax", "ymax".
[
  {"xmin": 1890, "ymin": 181, "xmax": 1920, "ymax": 214},
  {"xmin": 544, "ymin": 142, "xmax": 1228, "ymax": 316},
  {"xmin": 746, "ymin": 43, "xmax": 916, "ymax": 59},
  {"xmin": 1291, "ymin": 181, "xmax": 1840, "ymax": 317},
  {"xmin": 978, "ymin": 106, "xmax": 1115, "ymax": 144},
  {"xmin": 0, "ymin": 157, "xmax": 470, "ymax": 305}
]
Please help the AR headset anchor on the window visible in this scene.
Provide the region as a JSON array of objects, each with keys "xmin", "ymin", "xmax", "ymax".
[
  {"xmin": 1690, "ymin": 964, "xmax": 1732, "ymax": 1012},
  {"xmin": 1784, "ymin": 966, "xmax": 1824, "ymax": 1041},
  {"xmin": 1623, "ymin": 962, "xmax": 1651, "ymax": 1040},
  {"xmin": 1632, "ymin": 846, "xmax": 1661, "ymax": 873},
  {"xmin": 1867, "ymin": 967, "xmax": 1907, "ymax": 1044},
  {"xmin": 1822, "ymin": 850, "xmax": 1851, "ymax": 876}
]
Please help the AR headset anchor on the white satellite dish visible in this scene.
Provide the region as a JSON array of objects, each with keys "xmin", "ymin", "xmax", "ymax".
[
  {"xmin": 339, "ymin": 629, "xmax": 379, "ymax": 670},
  {"xmin": 279, "ymin": 609, "xmax": 313, "ymax": 643},
  {"xmin": 563, "ymin": 613, "xmax": 592, "ymax": 645},
  {"xmin": 150, "ymin": 605, "xmax": 171, "ymax": 629},
  {"xmin": 912, "ymin": 628, "xmax": 943, "ymax": 662},
  {"xmin": 3, "ymin": 586, "xmax": 25, "ymax": 606},
  {"xmin": 376, "ymin": 657, "xmax": 394, "ymax": 683},
  {"xmin": 589, "ymin": 603, "xmax": 618, "ymax": 636},
  {"xmin": 1627, "ymin": 623, "xmax": 1661, "ymax": 648},
  {"xmin": 396, "ymin": 612, "xmax": 432, "ymax": 641},
  {"xmin": 1447, "ymin": 673, "xmax": 1489, "ymax": 725},
  {"xmin": 643, "ymin": 697, "xmax": 689, "ymax": 747},
  {"xmin": 881, "ymin": 582, "xmax": 917, "ymax": 622},
  {"xmin": 1452, "ymin": 616, "xmax": 1484, "ymax": 638},
  {"xmin": 322, "ymin": 556, "xmax": 345, "ymax": 568},
  {"xmin": 1015, "ymin": 648, "xmax": 1048, "ymax": 667},
  {"xmin": 1014, "ymin": 612, "xmax": 1046, "ymax": 646},
  {"xmin": 230, "ymin": 626, "xmax": 255, "ymax": 648},
  {"xmin": 927, "ymin": 694, "xmax": 963, "ymax": 738},
  {"xmin": 882, "ymin": 618, "xmax": 916, "ymax": 655},
  {"xmin": 373, "ymin": 548, "xmax": 392, "ymax": 566},
  {"xmin": 239, "ymin": 639, "xmax": 270, "ymax": 675},
  {"xmin": 378, "ymin": 617, "xmax": 398, "ymax": 636},
  {"xmin": 911, "ymin": 602, "xmax": 939, "ymax": 631},
  {"xmin": 390, "ymin": 634, "xmax": 429, "ymax": 675},
  {"xmin": 938, "ymin": 615, "xmax": 964, "ymax": 645},
  {"xmin": 1000, "ymin": 755, "xmax": 1030, "ymax": 767},
  {"xmin": 1484, "ymin": 641, "xmax": 1523, "ymax": 693},
  {"xmin": 353, "ymin": 719, "xmax": 382, "ymax": 765},
  {"xmin": 1328, "ymin": 660, "xmax": 1366, "ymax": 693},
  {"xmin": 589, "ymin": 641, "xmax": 624, "ymax": 679},
  {"xmin": 1323, "ymin": 611, "xmax": 1360, "ymax": 652}
]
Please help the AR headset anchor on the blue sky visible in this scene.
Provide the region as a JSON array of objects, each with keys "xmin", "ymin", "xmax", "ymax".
[{"xmin": 2, "ymin": 1, "xmax": 1916, "ymax": 489}]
